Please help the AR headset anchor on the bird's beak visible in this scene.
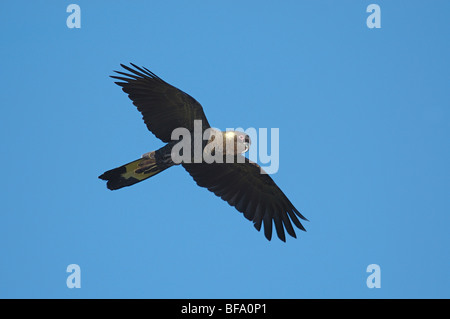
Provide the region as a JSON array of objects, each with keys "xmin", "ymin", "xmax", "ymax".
[{"xmin": 243, "ymin": 142, "xmax": 250, "ymax": 153}]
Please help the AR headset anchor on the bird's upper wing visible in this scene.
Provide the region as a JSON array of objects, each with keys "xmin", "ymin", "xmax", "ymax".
[
  {"xmin": 111, "ymin": 63, "xmax": 211, "ymax": 143},
  {"xmin": 183, "ymin": 156, "xmax": 307, "ymax": 241}
]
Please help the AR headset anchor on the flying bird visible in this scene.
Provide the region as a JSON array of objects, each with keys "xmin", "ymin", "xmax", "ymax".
[{"xmin": 99, "ymin": 63, "xmax": 307, "ymax": 241}]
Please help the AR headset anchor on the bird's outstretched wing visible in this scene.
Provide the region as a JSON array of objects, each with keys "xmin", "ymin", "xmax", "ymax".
[
  {"xmin": 183, "ymin": 156, "xmax": 307, "ymax": 241},
  {"xmin": 111, "ymin": 63, "xmax": 210, "ymax": 142}
]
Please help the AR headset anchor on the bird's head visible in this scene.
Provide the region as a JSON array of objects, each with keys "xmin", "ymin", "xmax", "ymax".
[{"xmin": 224, "ymin": 131, "xmax": 251, "ymax": 154}]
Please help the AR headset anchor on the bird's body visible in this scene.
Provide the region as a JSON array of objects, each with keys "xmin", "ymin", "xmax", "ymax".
[
  {"xmin": 99, "ymin": 64, "xmax": 307, "ymax": 241},
  {"xmin": 99, "ymin": 130, "xmax": 249, "ymax": 190}
]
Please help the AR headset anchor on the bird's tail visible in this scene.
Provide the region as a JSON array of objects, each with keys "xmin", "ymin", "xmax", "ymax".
[{"xmin": 99, "ymin": 151, "xmax": 172, "ymax": 190}]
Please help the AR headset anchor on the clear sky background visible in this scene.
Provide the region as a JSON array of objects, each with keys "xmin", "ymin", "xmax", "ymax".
[{"xmin": 0, "ymin": 1, "xmax": 449, "ymax": 298}]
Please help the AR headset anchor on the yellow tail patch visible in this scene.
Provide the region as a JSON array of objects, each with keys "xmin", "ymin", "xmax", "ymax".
[{"xmin": 119, "ymin": 158, "xmax": 161, "ymax": 182}]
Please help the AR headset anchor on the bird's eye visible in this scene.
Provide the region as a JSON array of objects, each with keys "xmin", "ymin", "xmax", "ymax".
[{"xmin": 239, "ymin": 135, "xmax": 244, "ymax": 140}]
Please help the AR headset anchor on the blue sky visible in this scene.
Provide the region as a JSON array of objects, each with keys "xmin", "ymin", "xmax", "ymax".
[{"xmin": 0, "ymin": 1, "xmax": 449, "ymax": 298}]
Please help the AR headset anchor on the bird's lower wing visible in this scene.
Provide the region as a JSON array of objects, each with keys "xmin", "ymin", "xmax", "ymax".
[{"xmin": 182, "ymin": 156, "xmax": 307, "ymax": 241}]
